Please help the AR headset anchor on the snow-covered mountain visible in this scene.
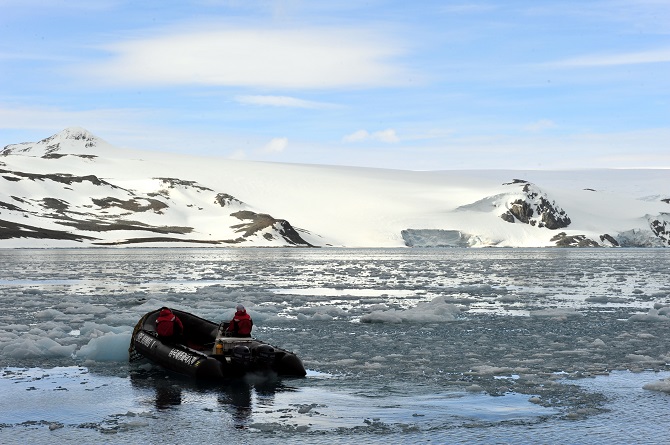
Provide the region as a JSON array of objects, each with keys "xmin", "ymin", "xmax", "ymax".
[{"xmin": 1, "ymin": 128, "xmax": 668, "ymax": 248}]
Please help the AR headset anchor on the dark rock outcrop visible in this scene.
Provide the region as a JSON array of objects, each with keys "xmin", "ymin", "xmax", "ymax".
[
  {"xmin": 551, "ymin": 232, "xmax": 599, "ymax": 247},
  {"xmin": 92, "ymin": 197, "xmax": 168, "ymax": 214},
  {"xmin": 0, "ymin": 168, "xmax": 118, "ymax": 188},
  {"xmin": 500, "ymin": 181, "xmax": 571, "ymax": 229},
  {"xmin": 231, "ymin": 210, "xmax": 313, "ymax": 246},
  {"xmin": 0, "ymin": 218, "xmax": 98, "ymax": 242},
  {"xmin": 155, "ymin": 177, "xmax": 213, "ymax": 192},
  {"xmin": 599, "ymin": 234, "xmax": 620, "ymax": 247},
  {"xmin": 214, "ymin": 193, "xmax": 243, "ymax": 207},
  {"xmin": 649, "ymin": 215, "xmax": 670, "ymax": 246}
]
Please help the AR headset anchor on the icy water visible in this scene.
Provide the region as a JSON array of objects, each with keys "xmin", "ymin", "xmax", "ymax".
[{"xmin": 1, "ymin": 248, "xmax": 670, "ymax": 444}]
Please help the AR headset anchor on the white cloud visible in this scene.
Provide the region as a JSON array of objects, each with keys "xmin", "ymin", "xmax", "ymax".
[
  {"xmin": 342, "ymin": 129, "xmax": 370, "ymax": 143},
  {"xmin": 524, "ymin": 119, "xmax": 556, "ymax": 132},
  {"xmin": 343, "ymin": 129, "xmax": 400, "ymax": 143},
  {"xmin": 261, "ymin": 137, "xmax": 288, "ymax": 153},
  {"xmin": 79, "ymin": 26, "xmax": 411, "ymax": 89},
  {"xmin": 228, "ymin": 149, "xmax": 247, "ymax": 160},
  {"xmin": 235, "ymin": 95, "xmax": 340, "ymax": 109},
  {"xmin": 548, "ymin": 47, "xmax": 670, "ymax": 68},
  {"xmin": 375, "ymin": 129, "xmax": 401, "ymax": 143},
  {"xmin": 0, "ymin": 104, "xmax": 153, "ymax": 134},
  {"xmin": 0, "ymin": 0, "xmax": 118, "ymax": 12},
  {"xmin": 440, "ymin": 3, "xmax": 498, "ymax": 14}
]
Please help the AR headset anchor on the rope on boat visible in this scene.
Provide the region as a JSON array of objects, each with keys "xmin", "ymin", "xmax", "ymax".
[{"xmin": 128, "ymin": 312, "xmax": 149, "ymax": 362}]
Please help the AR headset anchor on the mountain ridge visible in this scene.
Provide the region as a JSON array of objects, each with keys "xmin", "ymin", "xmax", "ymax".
[{"xmin": 1, "ymin": 128, "xmax": 668, "ymax": 248}]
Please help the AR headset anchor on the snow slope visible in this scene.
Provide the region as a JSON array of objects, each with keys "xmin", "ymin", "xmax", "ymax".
[{"xmin": 1, "ymin": 128, "xmax": 668, "ymax": 248}]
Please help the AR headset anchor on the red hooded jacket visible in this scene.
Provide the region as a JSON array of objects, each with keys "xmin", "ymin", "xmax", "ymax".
[
  {"xmin": 156, "ymin": 308, "xmax": 184, "ymax": 338},
  {"xmin": 227, "ymin": 310, "xmax": 253, "ymax": 337}
]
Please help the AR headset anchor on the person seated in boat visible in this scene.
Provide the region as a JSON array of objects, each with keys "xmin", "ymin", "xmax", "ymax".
[
  {"xmin": 156, "ymin": 307, "xmax": 184, "ymax": 344},
  {"xmin": 226, "ymin": 304, "xmax": 253, "ymax": 338}
]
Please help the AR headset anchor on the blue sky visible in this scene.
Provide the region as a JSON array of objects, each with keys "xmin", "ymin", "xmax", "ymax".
[{"xmin": 1, "ymin": 0, "xmax": 668, "ymax": 170}]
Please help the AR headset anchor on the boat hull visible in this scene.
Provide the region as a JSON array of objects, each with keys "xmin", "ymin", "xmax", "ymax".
[{"xmin": 130, "ymin": 309, "xmax": 306, "ymax": 380}]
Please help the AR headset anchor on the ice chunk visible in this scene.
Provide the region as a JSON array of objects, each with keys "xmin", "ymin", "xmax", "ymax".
[
  {"xmin": 76, "ymin": 332, "xmax": 132, "ymax": 361},
  {"xmin": 2, "ymin": 337, "xmax": 76, "ymax": 359},
  {"xmin": 643, "ymin": 378, "xmax": 670, "ymax": 393},
  {"xmin": 628, "ymin": 309, "xmax": 670, "ymax": 322},
  {"xmin": 361, "ymin": 296, "xmax": 463, "ymax": 324},
  {"xmin": 591, "ymin": 339, "xmax": 606, "ymax": 348},
  {"xmin": 529, "ymin": 308, "xmax": 583, "ymax": 321}
]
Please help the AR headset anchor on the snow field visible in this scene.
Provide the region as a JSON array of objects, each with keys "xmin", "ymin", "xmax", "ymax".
[{"xmin": 3, "ymin": 128, "xmax": 669, "ymax": 248}]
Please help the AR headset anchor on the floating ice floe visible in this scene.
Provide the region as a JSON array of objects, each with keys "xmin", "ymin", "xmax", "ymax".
[
  {"xmin": 529, "ymin": 308, "xmax": 583, "ymax": 320},
  {"xmin": 360, "ymin": 296, "xmax": 464, "ymax": 323},
  {"xmin": 643, "ymin": 378, "xmax": 670, "ymax": 393},
  {"xmin": 627, "ymin": 308, "xmax": 670, "ymax": 322},
  {"xmin": 76, "ymin": 332, "xmax": 132, "ymax": 362}
]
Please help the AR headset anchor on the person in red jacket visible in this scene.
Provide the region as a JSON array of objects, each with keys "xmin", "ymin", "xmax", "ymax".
[
  {"xmin": 226, "ymin": 304, "xmax": 253, "ymax": 337},
  {"xmin": 156, "ymin": 307, "xmax": 184, "ymax": 344}
]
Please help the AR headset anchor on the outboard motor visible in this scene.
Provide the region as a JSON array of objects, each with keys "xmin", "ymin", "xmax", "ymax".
[
  {"xmin": 254, "ymin": 344, "xmax": 275, "ymax": 367},
  {"xmin": 232, "ymin": 345, "xmax": 251, "ymax": 367}
]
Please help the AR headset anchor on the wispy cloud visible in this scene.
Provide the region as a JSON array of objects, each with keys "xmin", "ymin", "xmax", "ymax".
[
  {"xmin": 440, "ymin": 3, "xmax": 498, "ymax": 14},
  {"xmin": 343, "ymin": 129, "xmax": 400, "ymax": 143},
  {"xmin": 261, "ymin": 137, "xmax": 288, "ymax": 153},
  {"xmin": 0, "ymin": 104, "xmax": 153, "ymax": 133},
  {"xmin": 235, "ymin": 95, "xmax": 340, "ymax": 109},
  {"xmin": 1, "ymin": 0, "xmax": 119, "ymax": 12},
  {"xmin": 79, "ymin": 25, "xmax": 411, "ymax": 89},
  {"xmin": 0, "ymin": 51, "xmax": 75, "ymax": 62},
  {"xmin": 548, "ymin": 47, "xmax": 670, "ymax": 68},
  {"xmin": 524, "ymin": 119, "xmax": 557, "ymax": 132}
]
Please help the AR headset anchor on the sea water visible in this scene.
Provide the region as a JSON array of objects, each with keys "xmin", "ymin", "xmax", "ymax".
[{"xmin": 1, "ymin": 248, "xmax": 669, "ymax": 444}]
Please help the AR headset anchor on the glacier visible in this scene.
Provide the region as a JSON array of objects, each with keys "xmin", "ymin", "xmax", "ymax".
[{"xmin": 1, "ymin": 127, "xmax": 668, "ymax": 248}]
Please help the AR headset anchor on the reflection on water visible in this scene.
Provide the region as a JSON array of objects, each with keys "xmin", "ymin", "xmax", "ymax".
[
  {"xmin": 153, "ymin": 382, "xmax": 183, "ymax": 410},
  {"xmin": 219, "ymin": 382, "xmax": 253, "ymax": 427},
  {"xmin": 1, "ymin": 365, "xmax": 555, "ymax": 435},
  {"xmin": 3, "ymin": 364, "xmax": 669, "ymax": 444},
  {"xmin": 127, "ymin": 368, "xmax": 299, "ymax": 430}
]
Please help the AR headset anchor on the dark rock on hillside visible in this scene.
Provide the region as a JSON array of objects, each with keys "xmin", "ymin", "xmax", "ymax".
[
  {"xmin": 0, "ymin": 200, "xmax": 23, "ymax": 211},
  {"xmin": 231, "ymin": 210, "xmax": 313, "ymax": 246},
  {"xmin": 506, "ymin": 199, "xmax": 534, "ymax": 224},
  {"xmin": 58, "ymin": 218, "xmax": 193, "ymax": 234},
  {"xmin": 500, "ymin": 181, "xmax": 571, "ymax": 230},
  {"xmin": 155, "ymin": 177, "xmax": 213, "ymax": 192},
  {"xmin": 502, "ymin": 179, "xmax": 529, "ymax": 185},
  {"xmin": 214, "ymin": 193, "xmax": 243, "ymax": 207},
  {"xmin": 92, "ymin": 197, "xmax": 169, "ymax": 214},
  {"xmin": 500, "ymin": 212, "xmax": 515, "ymax": 223},
  {"xmin": 551, "ymin": 232, "xmax": 600, "ymax": 247},
  {"xmin": 41, "ymin": 197, "xmax": 70, "ymax": 213},
  {"xmin": 97, "ymin": 236, "xmax": 220, "ymax": 246},
  {"xmin": 0, "ymin": 218, "xmax": 98, "ymax": 242},
  {"xmin": 599, "ymin": 234, "xmax": 620, "ymax": 247},
  {"xmin": 650, "ymin": 215, "xmax": 670, "ymax": 246},
  {"xmin": 0, "ymin": 168, "xmax": 119, "ymax": 189}
]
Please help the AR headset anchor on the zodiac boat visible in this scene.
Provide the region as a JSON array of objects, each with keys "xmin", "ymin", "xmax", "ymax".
[{"xmin": 129, "ymin": 308, "xmax": 306, "ymax": 379}]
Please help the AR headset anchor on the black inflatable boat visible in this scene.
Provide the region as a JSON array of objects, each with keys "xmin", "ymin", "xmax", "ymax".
[{"xmin": 129, "ymin": 308, "xmax": 306, "ymax": 379}]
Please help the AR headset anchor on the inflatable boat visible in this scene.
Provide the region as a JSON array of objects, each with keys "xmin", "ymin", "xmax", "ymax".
[{"xmin": 129, "ymin": 308, "xmax": 306, "ymax": 380}]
